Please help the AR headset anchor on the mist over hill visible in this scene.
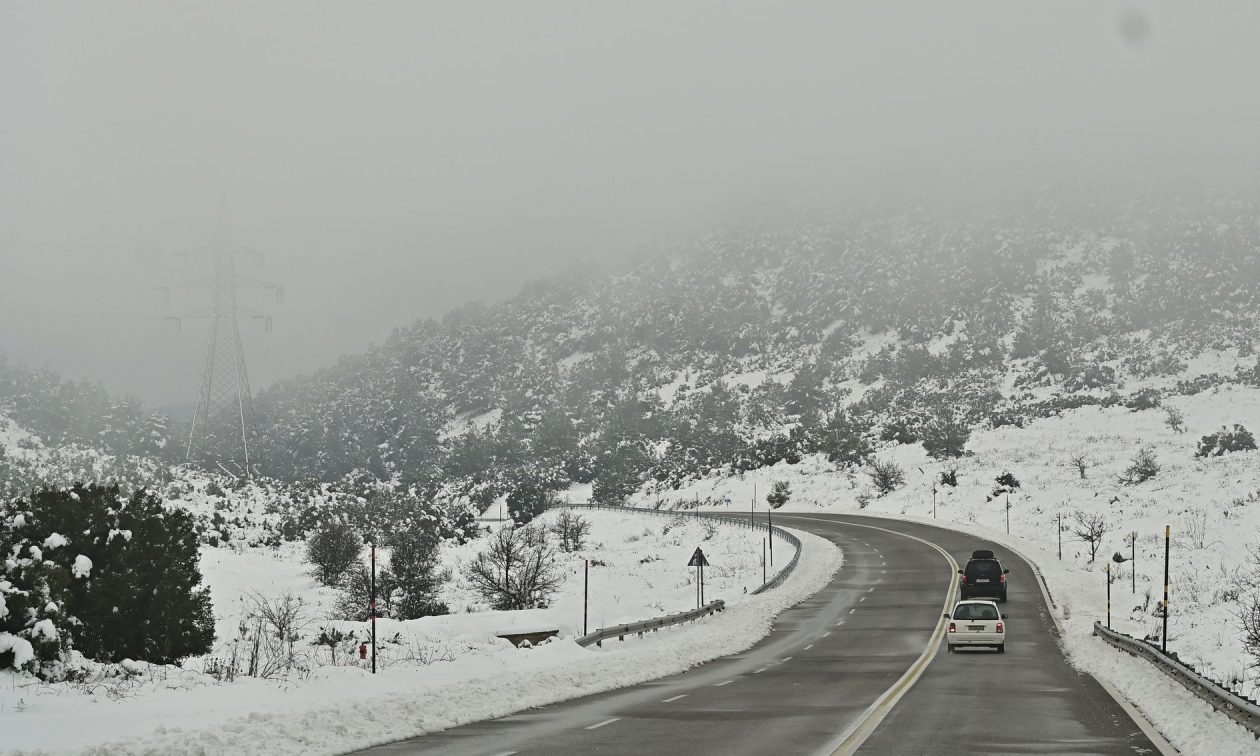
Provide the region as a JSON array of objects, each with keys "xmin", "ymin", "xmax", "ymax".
[{"xmin": 246, "ymin": 192, "xmax": 1260, "ymax": 511}]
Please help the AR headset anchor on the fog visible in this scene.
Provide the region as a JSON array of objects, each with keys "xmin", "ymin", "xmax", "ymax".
[{"xmin": 3, "ymin": 1, "xmax": 1259, "ymax": 407}]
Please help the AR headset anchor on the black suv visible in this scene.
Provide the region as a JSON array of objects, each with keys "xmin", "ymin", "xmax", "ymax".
[{"xmin": 959, "ymin": 549, "xmax": 1009, "ymax": 602}]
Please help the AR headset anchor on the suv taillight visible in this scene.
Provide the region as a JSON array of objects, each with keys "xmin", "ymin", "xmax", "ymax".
[
  {"xmin": 996, "ymin": 622, "xmax": 1004, "ymax": 634},
  {"xmin": 999, "ymin": 573, "xmax": 1006, "ymax": 583},
  {"xmin": 948, "ymin": 622, "xmax": 956, "ymax": 633},
  {"xmin": 959, "ymin": 575, "xmax": 967, "ymax": 584}
]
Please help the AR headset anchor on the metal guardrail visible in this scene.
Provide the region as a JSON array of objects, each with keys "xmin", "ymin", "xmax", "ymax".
[
  {"xmin": 1093, "ymin": 621, "xmax": 1260, "ymax": 738},
  {"xmin": 547, "ymin": 502, "xmax": 802, "ymax": 646},
  {"xmin": 577, "ymin": 600, "xmax": 726, "ymax": 647},
  {"xmin": 548, "ymin": 502, "xmax": 801, "ymax": 594}
]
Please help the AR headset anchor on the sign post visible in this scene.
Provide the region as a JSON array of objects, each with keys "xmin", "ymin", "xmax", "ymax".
[
  {"xmin": 583, "ymin": 559, "xmax": 589, "ymax": 636},
  {"xmin": 688, "ymin": 547, "xmax": 710, "ymax": 608},
  {"xmin": 1162, "ymin": 525, "xmax": 1170, "ymax": 653},
  {"xmin": 370, "ymin": 541, "xmax": 377, "ymax": 674},
  {"xmin": 1130, "ymin": 531, "xmax": 1137, "ymax": 594}
]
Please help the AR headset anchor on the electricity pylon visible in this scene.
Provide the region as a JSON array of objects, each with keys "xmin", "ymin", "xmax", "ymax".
[{"xmin": 162, "ymin": 242, "xmax": 282, "ymax": 478}]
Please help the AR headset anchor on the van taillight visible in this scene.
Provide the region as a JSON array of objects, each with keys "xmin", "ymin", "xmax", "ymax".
[
  {"xmin": 948, "ymin": 622, "xmax": 956, "ymax": 633},
  {"xmin": 996, "ymin": 622, "xmax": 1004, "ymax": 633},
  {"xmin": 960, "ymin": 575, "xmax": 967, "ymax": 584}
]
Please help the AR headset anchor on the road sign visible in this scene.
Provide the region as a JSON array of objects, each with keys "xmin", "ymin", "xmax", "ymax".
[{"xmin": 687, "ymin": 547, "xmax": 710, "ymax": 567}]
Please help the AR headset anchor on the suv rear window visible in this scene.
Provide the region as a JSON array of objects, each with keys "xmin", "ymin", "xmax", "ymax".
[{"xmin": 966, "ymin": 560, "xmax": 1001, "ymax": 579}]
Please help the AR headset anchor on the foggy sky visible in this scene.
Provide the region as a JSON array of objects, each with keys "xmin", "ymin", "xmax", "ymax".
[{"xmin": 3, "ymin": 2, "xmax": 1260, "ymax": 408}]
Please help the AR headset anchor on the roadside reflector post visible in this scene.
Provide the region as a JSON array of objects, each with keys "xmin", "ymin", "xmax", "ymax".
[
  {"xmin": 1162, "ymin": 525, "xmax": 1171, "ymax": 653},
  {"xmin": 1106, "ymin": 562, "xmax": 1111, "ymax": 630}
]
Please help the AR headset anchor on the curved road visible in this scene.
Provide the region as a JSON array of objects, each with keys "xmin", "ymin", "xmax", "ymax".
[{"xmin": 359, "ymin": 514, "xmax": 1161, "ymax": 756}]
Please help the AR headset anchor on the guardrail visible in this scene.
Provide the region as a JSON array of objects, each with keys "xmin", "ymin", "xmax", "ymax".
[
  {"xmin": 1093, "ymin": 621, "xmax": 1260, "ymax": 738},
  {"xmin": 547, "ymin": 502, "xmax": 801, "ymax": 594},
  {"xmin": 577, "ymin": 600, "xmax": 726, "ymax": 647},
  {"xmin": 546, "ymin": 502, "xmax": 802, "ymax": 646}
]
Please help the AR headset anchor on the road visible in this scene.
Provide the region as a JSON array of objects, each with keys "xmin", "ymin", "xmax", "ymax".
[{"xmin": 357, "ymin": 513, "xmax": 1161, "ymax": 756}]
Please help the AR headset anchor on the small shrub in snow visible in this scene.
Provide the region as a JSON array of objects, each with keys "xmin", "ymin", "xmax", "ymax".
[
  {"xmin": 1163, "ymin": 406, "xmax": 1187, "ymax": 434},
  {"xmin": 1240, "ymin": 592, "xmax": 1260, "ymax": 671},
  {"xmin": 938, "ymin": 467, "xmax": 958, "ymax": 488},
  {"xmin": 1196, "ymin": 425, "xmax": 1257, "ymax": 458},
  {"xmin": 506, "ymin": 478, "xmax": 555, "ymax": 525},
  {"xmin": 550, "ymin": 509, "xmax": 591, "ymax": 553},
  {"xmin": 766, "ymin": 481, "xmax": 791, "ymax": 509},
  {"xmin": 1125, "ymin": 388, "xmax": 1161, "ymax": 412},
  {"xmin": 1120, "ymin": 447, "xmax": 1160, "ymax": 485},
  {"xmin": 866, "ymin": 459, "xmax": 906, "ymax": 497},
  {"xmin": 994, "ymin": 471, "xmax": 1021, "ymax": 491},
  {"xmin": 305, "ymin": 521, "xmax": 362, "ymax": 586}
]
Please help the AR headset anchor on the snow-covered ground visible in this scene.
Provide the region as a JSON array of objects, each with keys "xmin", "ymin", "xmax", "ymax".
[
  {"xmin": 637, "ymin": 384, "xmax": 1260, "ymax": 755},
  {"xmin": 1, "ymin": 508, "xmax": 835, "ymax": 755}
]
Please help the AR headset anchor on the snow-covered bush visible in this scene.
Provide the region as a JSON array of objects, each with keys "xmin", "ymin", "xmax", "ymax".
[
  {"xmin": 1120, "ymin": 447, "xmax": 1160, "ymax": 485},
  {"xmin": 0, "ymin": 515, "xmax": 72, "ymax": 675},
  {"xmin": 920, "ymin": 405, "xmax": 971, "ymax": 459},
  {"xmin": 866, "ymin": 459, "xmax": 905, "ymax": 497},
  {"xmin": 766, "ymin": 480, "xmax": 791, "ymax": 509},
  {"xmin": 305, "ymin": 521, "xmax": 362, "ymax": 586},
  {"xmin": 4, "ymin": 484, "xmax": 214, "ymax": 666},
  {"xmin": 1196, "ymin": 424, "xmax": 1257, "ymax": 458}
]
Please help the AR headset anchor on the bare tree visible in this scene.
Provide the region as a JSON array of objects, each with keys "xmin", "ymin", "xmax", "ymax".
[
  {"xmin": 550, "ymin": 509, "xmax": 591, "ymax": 553},
  {"xmin": 1068, "ymin": 452, "xmax": 1091, "ymax": 480},
  {"xmin": 1240, "ymin": 593, "xmax": 1260, "ymax": 670},
  {"xmin": 866, "ymin": 458, "xmax": 906, "ymax": 496},
  {"xmin": 467, "ymin": 524, "xmax": 563, "ymax": 610},
  {"xmin": 1072, "ymin": 511, "xmax": 1109, "ymax": 563}
]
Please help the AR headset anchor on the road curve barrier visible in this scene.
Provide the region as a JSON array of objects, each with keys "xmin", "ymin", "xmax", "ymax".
[
  {"xmin": 577, "ymin": 600, "xmax": 726, "ymax": 648},
  {"xmin": 545, "ymin": 503, "xmax": 803, "ymax": 646},
  {"xmin": 1093, "ymin": 620, "xmax": 1260, "ymax": 738}
]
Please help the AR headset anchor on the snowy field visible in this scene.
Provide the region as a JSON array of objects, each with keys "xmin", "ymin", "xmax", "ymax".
[
  {"xmin": 640, "ymin": 384, "xmax": 1260, "ymax": 755},
  {"xmin": 0, "ymin": 509, "xmax": 836, "ymax": 755}
]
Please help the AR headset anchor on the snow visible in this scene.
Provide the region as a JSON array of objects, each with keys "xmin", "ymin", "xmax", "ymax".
[
  {"xmin": 0, "ymin": 633, "xmax": 35, "ymax": 668},
  {"xmin": 32, "ymin": 618, "xmax": 58, "ymax": 640},
  {"xmin": 0, "ymin": 510, "xmax": 838, "ymax": 754},
  {"xmin": 72, "ymin": 555, "xmax": 93, "ymax": 579},
  {"xmin": 42, "ymin": 533, "xmax": 68, "ymax": 550}
]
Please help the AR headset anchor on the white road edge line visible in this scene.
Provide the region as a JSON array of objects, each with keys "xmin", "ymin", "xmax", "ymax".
[
  {"xmin": 584, "ymin": 718, "xmax": 620, "ymax": 730},
  {"xmin": 661, "ymin": 695, "xmax": 687, "ymax": 703}
]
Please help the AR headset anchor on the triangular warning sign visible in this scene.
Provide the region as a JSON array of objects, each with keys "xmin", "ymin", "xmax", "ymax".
[{"xmin": 687, "ymin": 547, "xmax": 710, "ymax": 567}]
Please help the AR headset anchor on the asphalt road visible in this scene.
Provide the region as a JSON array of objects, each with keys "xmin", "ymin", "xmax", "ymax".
[{"xmin": 357, "ymin": 513, "xmax": 1159, "ymax": 756}]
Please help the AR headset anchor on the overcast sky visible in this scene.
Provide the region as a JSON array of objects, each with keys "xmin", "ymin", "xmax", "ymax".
[{"xmin": 3, "ymin": 2, "xmax": 1259, "ymax": 408}]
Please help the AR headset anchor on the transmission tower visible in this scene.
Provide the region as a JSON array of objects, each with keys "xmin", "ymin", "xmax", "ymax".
[{"xmin": 161, "ymin": 242, "xmax": 282, "ymax": 478}]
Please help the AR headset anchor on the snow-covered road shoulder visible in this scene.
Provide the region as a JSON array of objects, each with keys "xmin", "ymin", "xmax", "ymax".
[{"xmin": 13, "ymin": 527, "xmax": 839, "ymax": 756}]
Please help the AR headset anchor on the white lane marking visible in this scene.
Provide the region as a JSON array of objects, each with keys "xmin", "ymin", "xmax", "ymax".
[
  {"xmin": 490, "ymin": 752, "xmax": 518, "ymax": 756},
  {"xmin": 714, "ymin": 680, "xmax": 734, "ymax": 687},
  {"xmin": 849, "ymin": 608, "xmax": 857, "ymax": 614},
  {"xmin": 823, "ymin": 630, "xmax": 834, "ymax": 636},
  {"xmin": 805, "ymin": 644, "xmax": 814, "ymax": 650},
  {"xmin": 866, "ymin": 587, "xmax": 875, "ymax": 593},
  {"xmin": 781, "ymin": 657, "xmax": 793, "ymax": 662},
  {"xmin": 585, "ymin": 718, "xmax": 620, "ymax": 730},
  {"xmin": 753, "ymin": 667, "xmax": 768, "ymax": 674},
  {"xmin": 661, "ymin": 694, "xmax": 687, "ymax": 703},
  {"xmin": 859, "ymin": 596, "xmax": 866, "ymax": 602}
]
